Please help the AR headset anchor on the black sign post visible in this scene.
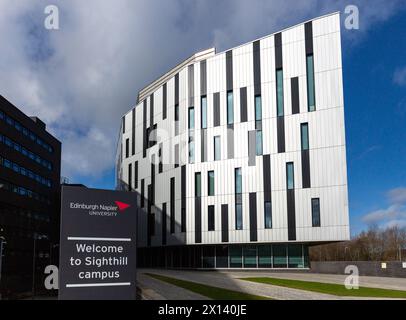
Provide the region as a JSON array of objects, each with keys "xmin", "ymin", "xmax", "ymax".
[{"xmin": 59, "ymin": 186, "xmax": 137, "ymax": 300}]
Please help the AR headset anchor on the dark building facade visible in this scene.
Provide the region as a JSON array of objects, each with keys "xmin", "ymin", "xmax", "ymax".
[{"xmin": 0, "ymin": 95, "xmax": 61, "ymax": 298}]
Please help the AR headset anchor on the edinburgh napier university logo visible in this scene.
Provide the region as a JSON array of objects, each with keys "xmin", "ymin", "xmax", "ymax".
[
  {"xmin": 69, "ymin": 200, "xmax": 131, "ymax": 216},
  {"xmin": 59, "ymin": 186, "xmax": 137, "ymax": 300}
]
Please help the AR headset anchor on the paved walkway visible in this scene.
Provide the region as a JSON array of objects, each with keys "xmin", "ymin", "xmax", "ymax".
[{"xmin": 137, "ymin": 269, "xmax": 406, "ymax": 300}]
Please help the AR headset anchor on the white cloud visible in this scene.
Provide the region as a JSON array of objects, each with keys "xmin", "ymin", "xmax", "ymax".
[
  {"xmin": 388, "ymin": 187, "xmax": 406, "ymax": 205},
  {"xmin": 362, "ymin": 188, "xmax": 406, "ymax": 228},
  {"xmin": 394, "ymin": 66, "xmax": 406, "ymax": 86},
  {"xmin": 0, "ymin": 0, "xmax": 405, "ymax": 185}
]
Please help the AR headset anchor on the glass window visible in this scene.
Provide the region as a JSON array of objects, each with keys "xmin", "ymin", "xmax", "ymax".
[
  {"xmin": 188, "ymin": 135, "xmax": 195, "ymax": 164},
  {"xmin": 243, "ymin": 246, "xmax": 257, "ymax": 268},
  {"xmin": 288, "ymin": 244, "xmax": 304, "ymax": 268},
  {"xmin": 264, "ymin": 201, "xmax": 272, "ymax": 229},
  {"xmin": 229, "ymin": 246, "xmax": 243, "ymax": 268},
  {"xmin": 227, "ymin": 91, "xmax": 234, "ymax": 124},
  {"xmin": 306, "ymin": 55, "xmax": 316, "ymax": 111},
  {"xmin": 255, "ymin": 95, "xmax": 262, "ymax": 121},
  {"xmin": 273, "ymin": 244, "xmax": 287, "ymax": 268},
  {"xmin": 175, "ymin": 104, "xmax": 179, "ymax": 135},
  {"xmin": 216, "ymin": 245, "xmax": 228, "ymax": 268},
  {"xmin": 301, "ymin": 123, "xmax": 309, "ymax": 150},
  {"xmin": 235, "ymin": 203, "xmax": 243, "ymax": 230},
  {"xmin": 276, "ymin": 69, "xmax": 284, "ymax": 116},
  {"xmin": 286, "ymin": 162, "xmax": 294, "ymax": 190},
  {"xmin": 312, "ymin": 198, "xmax": 320, "ymax": 227},
  {"xmin": 202, "ymin": 246, "xmax": 215, "ymax": 268},
  {"xmin": 125, "ymin": 138, "xmax": 129, "ymax": 158},
  {"xmin": 256, "ymin": 130, "xmax": 263, "ymax": 156},
  {"xmin": 195, "ymin": 172, "xmax": 201, "ymax": 197},
  {"xmin": 188, "ymin": 107, "xmax": 195, "ymax": 129},
  {"xmin": 214, "ymin": 136, "xmax": 221, "ymax": 161},
  {"xmin": 235, "ymin": 168, "xmax": 242, "ymax": 194},
  {"xmin": 303, "ymin": 245, "xmax": 310, "ymax": 268},
  {"xmin": 258, "ymin": 245, "xmax": 272, "ymax": 268},
  {"xmin": 208, "ymin": 205, "xmax": 215, "ymax": 231},
  {"xmin": 201, "ymin": 96, "xmax": 207, "ymax": 129},
  {"xmin": 4, "ymin": 159, "xmax": 11, "ymax": 169},
  {"xmin": 208, "ymin": 171, "xmax": 215, "ymax": 196}
]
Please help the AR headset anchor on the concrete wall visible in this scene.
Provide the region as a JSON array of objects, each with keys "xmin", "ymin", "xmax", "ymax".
[{"xmin": 310, "ymin": 261, "xmax": 406, "ymax": 278}]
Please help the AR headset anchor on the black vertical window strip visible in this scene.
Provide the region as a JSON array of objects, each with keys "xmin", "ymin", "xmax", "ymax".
[
  {"xmin": 143, "ymin": 100, "xmax": 147, "ymax": 158},
  {"xmin": 170, "ymin": 177, "xmax": 175, "ymax": 234},
  {"xmin": 226, "ymin": 50, "xmax": 233, "ymax": 91},
  {"xmin": 128, "ymin": 163, "xmax": 132, "ymax": 191},
  {"xmin": 253, "ymin": 40, "xmax": 261, "ymax": 96},
  {"xmin": 200, "ymin": 60, "xmax": 207, "ymax": 96},
  {"xmin": 181, "ymin": 165, "xmax": 186, "ymax": 232},
  {"xmin": 162, "ymin": 203, "xmax": 167, "ymax": 245},
  {"xmin": 195, "ymin": 172, "xmax": 202, "ymax": 243},
  {"xmin": 151, "ymin": 155, "xmax": 155, "ymax": 205},
  {"xmin": 249, "ymin": 193, "xmax": 258, "ymax": 242},
  {"xmin": 125, "ymin": 138, "xmax": 129, "ymax": 158},
  {"xmin": 221, "ymin": 204, "xmax": 229, "ymax": 243},
  {"xmin": 195, "ymin": 197, "xmax": 202, "ymax": 243},
  {"xmin": 175, "ymin": 73, "xmax": 179, "ymax": 105},
  {"xmin": 159, "ymin": 143, "xmax": 163, "ymax": 173},
  {"xmin": 263, "ymin": 154, "xmax": 271, "ymax": 201},
  {"xmin": 163, "ymin": 83, "xmax": 167, "ymax": 120},
  {"xmin": 291, "ymin": 77, "xmax": 300, "ymax": 114},
  {"xmin": 134, "ymin": 161, "xmax": 138, "ymax": 189},
  {"xmin": 305, "ymin": 22, "xmax": 314, "ymax": 55},
  {"xmin": 213, "ymin": 92, "xmax": 220, "ymax": 127},
  {"xmin": 131, "ymin": 108, "xmax": 135, "ymax": 155},
  {"xmin": 275, "ymin": 32, "xmax": 285, "ymax": 153},
  {"xmin": 141, "ymin": 179, "xmax": 145, "ymax": 208},
  {"xmin": 240, "ymin": 87, "xmax": 247, "ymax": 122},
  {"xmin": 147, "ymin": 184, "xmax": 152, "ymax": 246},
  {"xmin": 150, "ymin": 94, "xmax": 154, "ymax": 127}
]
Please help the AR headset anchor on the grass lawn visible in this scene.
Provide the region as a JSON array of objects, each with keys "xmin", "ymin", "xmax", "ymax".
[
  {"xmin": 240, "ymin": 277, "xmax": 406, "ymax": 299},
  {"xmin": 145, "ymin": 273, "xmax": 271, "ymax": 300}
]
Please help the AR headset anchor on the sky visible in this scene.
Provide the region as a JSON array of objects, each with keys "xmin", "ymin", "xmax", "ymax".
[{"xmin": 0, "ymin": 0, "xmax": 405, "ymax": 236}]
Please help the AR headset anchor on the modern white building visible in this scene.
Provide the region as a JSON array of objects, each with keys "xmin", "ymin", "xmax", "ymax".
[{"xmin": 116, "ymin": 12, "xmax": 349, "ymax": 269}]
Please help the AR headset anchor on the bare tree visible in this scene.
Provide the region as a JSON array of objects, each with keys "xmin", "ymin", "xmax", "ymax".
[{"xmin": 310, "ymin": 225, "xmax": 406, "ymax": 261}]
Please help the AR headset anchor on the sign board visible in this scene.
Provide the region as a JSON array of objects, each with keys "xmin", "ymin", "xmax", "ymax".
[
  {"xmin": 403, "ymin": 262, "xmax": 406, "ymax": 269},
  {"xmin": 59, "ymin": 186, "xmax": 137, "ymax": 300}
]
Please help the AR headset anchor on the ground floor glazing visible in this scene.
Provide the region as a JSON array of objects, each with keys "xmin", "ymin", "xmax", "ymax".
[{"xmin": 138, "ymin": 243, "xmax": 309, "ymax": 269}]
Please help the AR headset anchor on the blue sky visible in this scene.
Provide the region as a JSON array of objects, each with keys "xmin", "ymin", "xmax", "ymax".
[
  {"xmin": 0, "ymin": 0, "xmax": 405, "ymax": 236},
  {"xmin": 343, "ymin": 12, "xmax": 406, "ymax": 234}
]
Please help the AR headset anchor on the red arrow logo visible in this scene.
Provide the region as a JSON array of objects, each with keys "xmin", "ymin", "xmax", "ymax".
[{"xmin": 115, "ymin": 201, "xmax": 131, "ymax": 212}]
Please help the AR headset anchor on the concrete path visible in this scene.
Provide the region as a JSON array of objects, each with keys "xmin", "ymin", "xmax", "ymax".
[{"xmin": 137, "ymin": 269, "xmax": 406, "ymax": 300}]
